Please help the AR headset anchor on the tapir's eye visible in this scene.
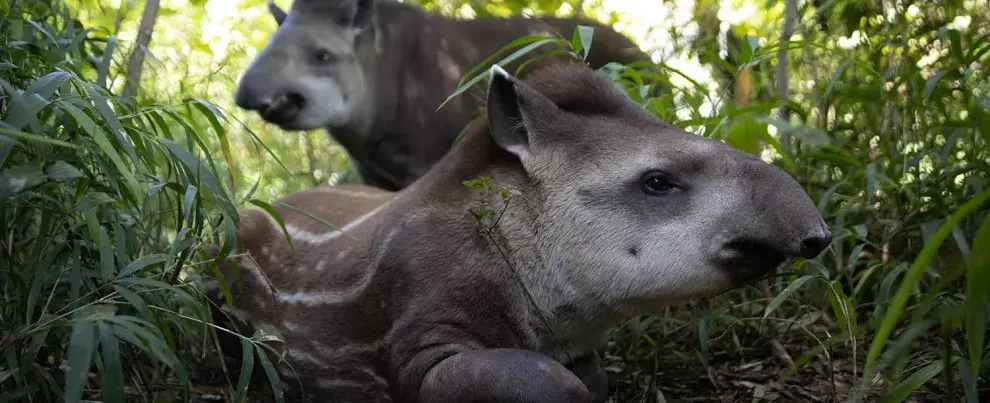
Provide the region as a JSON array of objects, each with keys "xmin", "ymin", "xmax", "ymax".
[
  {"xmin": 640, "ymin": 171, "xmax": 679, "ymax": 195},
  {"xmin": 313, "ymin": 49, "xmax": 335, "ymax": 64}
]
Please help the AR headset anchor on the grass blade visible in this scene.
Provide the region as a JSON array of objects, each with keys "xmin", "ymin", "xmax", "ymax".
[
  {"xmin": 883, "ymin": 360, "xmax": 944, "ymax": 403},
  {"xmin": 865, "ymin": 187, "xmax": 990, "ymax": 373},
  {"xmin": 965, "ymin": 213, "xmax": 990, "ymax": 377},
  {"xmin": 764, "ymin": 274, "xmax": 818, "ymax": 319}
]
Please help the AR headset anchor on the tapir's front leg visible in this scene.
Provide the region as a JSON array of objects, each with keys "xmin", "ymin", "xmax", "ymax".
[
  {"xmin": 419, "ymin": 348, "xmax": 592, "ymax": 403},
  {"xmin": 566, "ymin": 352, "xmax": 608, "ymax": 403}
]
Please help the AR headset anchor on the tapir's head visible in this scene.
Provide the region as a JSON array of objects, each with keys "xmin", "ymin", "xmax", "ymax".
[
  {"xmin": 235, "ymin": 0, "xmax": 374, "ymax": 130},
  {"xmin": 483, "ymin": 65, "xmax": 831, "ymax": 308}
]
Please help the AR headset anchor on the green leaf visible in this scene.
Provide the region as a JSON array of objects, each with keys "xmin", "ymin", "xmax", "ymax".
[
  {"xmin": 117, "ymin": 253, "xmax": 168, "ymax": 279},
  {"xmin": 105, "ymin": 317, "xmax": 189, "ymax": 386},
  {"xmin": 255, "ymin": 342, "xmax": 285, "ymax": 403},
  {"xmin": 0, "ymin": 126, "xmax": 78, "ymax": 148},
  {"xmin": 457, "ymin": 34, "xmax": 567, "ymax": 86},
  {"xmin": 827, "ymin": 280, "xmax": 857, "ymax": 337},
  {"xmin": 272, "ymin": 200, "xmax": 354, "ymax": 240},
  {"xmin": 571, "ymin": 25, "xmax": 594, "ymax": 59},
  {"xmin": 0, "ymin": 163, "xmax": 45, "ymax": 199},
  {"xmin": 865, "ymin": 187, "xmax": 990, "ymax": 373},
  {"xmin": 965, "ymin": 213, "xmax": 990, "ymax": 377},
  {"xmin": 96, "ymin": 34, "xmax": 117, "ymax": 88},
  {"xmin": 235, "ymin": 338, "xmax": 256, "ymax": 403},
  {"xmin": 248, "ymin": 199, "xmax": 297, "ymax": 261},
  {"xmin": 159, "ymin": 138, "xmax": 237, "ymax": 223},
  {"xmin": 112, "ymin": 285, "xmax": 153, "ymax": 320},
  {"xmin": 923, "ymin": 70, "xmax": 947, "ymax": 103},
  {"xmin": 764, "ymin": 275, "xmax": 819, "ymax": 318},
  {"xmin": 98, "ymin": 226, "xmax": 115, "ymax": 280},
  {"xmin": 866, "ymin": 162, "xmax": 877, "ymax": 202},
  {"xmin": 59, "ymin": 102, "xmax": 143, "ymax": 203},
  {"xmin": 438, "ymin": 38, "xmax": 572, "ymax": 111},
  {"xmin": 84, "ymin": 83, "xmax": 139, "ymax": 164},
  {"xmin": 64, "ymin": 320, "xmax": 96, "ymax": 403},
  {"xmin": 725, "ymin": 115, "xmax": 764, "ymax": 155},
  {"xmin": 97, "ymin": 322, "xmax": 125, "ymax": 403},
  {"xmin": 740, "ymin": 35, "xmax": 759, "ymax": 65},
  {"xmin": 73, "ymin": 191, "xmax": 116, "ymax": 212},
  {"xmin": 189, "ymin": 98, "xmax": 235, "ymax": 185},
  {"xmin": 45, "ymin": 161, "xmax": 84, "ymax": 181},
  {"xmin": 883, "ymin": 360, "xmax": 944, "ymax": 403},
  {"xmin": 947, "ymin": 29, "xmax": 964, "ymax": 65},
  {"xmin": 183, "ymin": 184, "xmax": 198, "ymax": 227}
]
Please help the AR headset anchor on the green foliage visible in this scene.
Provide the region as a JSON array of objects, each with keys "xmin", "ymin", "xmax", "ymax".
[
  {"xmin": 2, "ymin": 0, "xmax": 988, "ymax": 401},
  {"xmin": 0, "ymin": 1, "xmax": 284, "ymax": 401},
  {"xmin": 464, "ymin": 176, "xmax": 520, "ymax": 232}
]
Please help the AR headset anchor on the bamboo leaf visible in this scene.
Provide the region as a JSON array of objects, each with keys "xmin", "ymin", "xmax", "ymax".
[
  {"xmin": 235, "ymin": 338, "xmax": 256, "ymax": 403},
  {"xmin": 45, "ymin": 161, "xmax": 84, "ymax": 181},
  {"xmin": 64, "ymin": 320, "xmax": 96, "ymax": 403},
  {"xmin": 255, "ymin": 342, "xmax": 284, "ymax": 403},
  {"xmin": 248, "ymin": 199, "xmax": 297, "ymax": 261},
  {"xmin": 0, "ymin": 163, "xmax": 45, "ymax": 199},
  {"xmin": 97, "ymin": 322, "xmax": 125, "ymax": 403},
  {"xmin": 59, "ymin": 101, "xmax": 143, "ymax": 203},
  {"xmin": 0, "ymin": 126, "xmax": 78, "ymax": 148},
  {"xmin": 98, "ymin": 226, "xmax": 114, "ymax": 280},
  {"xmin": 437, "ymin": 38, "xmax": 571, "ymax": 111}
]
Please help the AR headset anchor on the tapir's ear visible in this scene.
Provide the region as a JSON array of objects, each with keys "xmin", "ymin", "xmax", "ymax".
[
  {"xmin": 332, "ymin": 0, "xmax": 375, "ymax": 30},
  {"xmin": 485, "ymin": 65, "xmax": 558, "ymax": 160},
  {"xmin": 268, "ymin": 0, "xmax": 287, "ymax": 26}
]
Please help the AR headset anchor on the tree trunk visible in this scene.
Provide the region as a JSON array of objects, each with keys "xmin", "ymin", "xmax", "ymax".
[
  {"xmin": 775, "ymin": 0, "xmax": 798, "ymax": 153},
  {"xmin": 122, "ymin": 0, "xmax": 161, "ymax": 99}
]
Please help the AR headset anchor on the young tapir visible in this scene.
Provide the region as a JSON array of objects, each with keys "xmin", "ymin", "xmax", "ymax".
[
  {"xmin": 234, "ymin": 0, "xmax": 656, "ymax": 191},
  {"xmin": 210, "ymin": 63, "xmax": 831, "ymax": 402}
]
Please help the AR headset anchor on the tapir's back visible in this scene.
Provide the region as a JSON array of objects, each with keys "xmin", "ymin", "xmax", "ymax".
[{"xmin": 228, "ymin": 184, "xmax": 401, "ymax": 401}]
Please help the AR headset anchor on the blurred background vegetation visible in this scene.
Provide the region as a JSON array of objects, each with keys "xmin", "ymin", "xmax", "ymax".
[{"xmin": 0, "ymin": 0, "xmax": 987, "ymax": 402}]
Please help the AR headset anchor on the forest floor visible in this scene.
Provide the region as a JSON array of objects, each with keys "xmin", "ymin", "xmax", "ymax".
[
  {"xmin": 185, "ymin": 319, "xmax": 972, "ymax": 403},
  {"xmin": 602, "ymin": 323, "xmax": 960, "ymax": 403}
]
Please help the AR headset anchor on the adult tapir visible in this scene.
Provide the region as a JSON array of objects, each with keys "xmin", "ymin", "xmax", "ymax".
[
  {"xmin": 209, "ymin": 63, "xmax": 831, "ymax": 402},
  {"xmin": 234, "ymin": 0, "xmax": 656, "ymax": 191}
]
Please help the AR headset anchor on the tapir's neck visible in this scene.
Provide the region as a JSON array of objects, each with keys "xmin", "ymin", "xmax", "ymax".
[{"xmin": 406, "ymin": 125, "xmax": 631, "ymax": 357}]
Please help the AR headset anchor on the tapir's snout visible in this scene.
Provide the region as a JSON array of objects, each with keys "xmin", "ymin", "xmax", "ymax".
[
  {"xmin": 234, "ymin": 80, "xmax": 266, "ymax": 111},
  {"xmin": 714, "ymin": 157, "xmax": 831, "ymax": 282},
  {"xmin": 235, "ymin": 77, "xmax": 306, "ymax": 126},
  {"xmin": 799, "ymin": 228, "xmax": 832, "ymax": 258}
]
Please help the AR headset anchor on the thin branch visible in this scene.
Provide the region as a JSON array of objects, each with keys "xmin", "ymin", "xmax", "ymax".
[{"xmin": 122, "ymin": 0, "xmax": 161, "ymax": 99}]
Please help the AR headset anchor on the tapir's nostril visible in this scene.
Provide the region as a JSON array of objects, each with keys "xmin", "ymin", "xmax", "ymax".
[
  {"xmin": 284, "ymin": 91, "xmax": 305, "ymax": 109},
  {"xmin": 799, "ymin": 232, "xmax": 832, "ymax": 259}
]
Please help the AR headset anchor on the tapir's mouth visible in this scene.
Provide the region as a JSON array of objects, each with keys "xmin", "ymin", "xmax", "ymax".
[
  {"xmin": 716, "ymin": 238, "xmax": 788, "ymax": 283},
  {"xmin": 259, "ymin": 93, "xmax": 304, "ymax": 125}
]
